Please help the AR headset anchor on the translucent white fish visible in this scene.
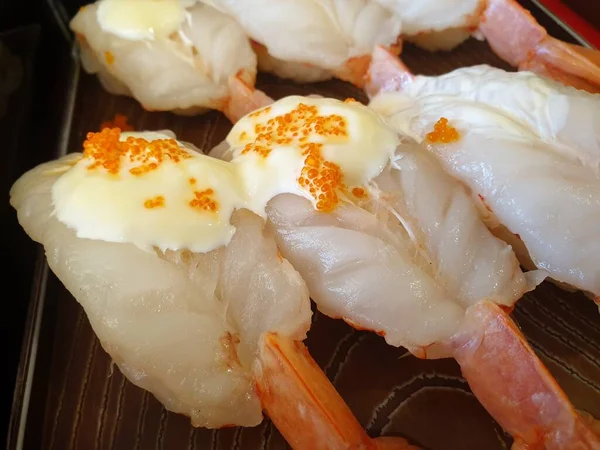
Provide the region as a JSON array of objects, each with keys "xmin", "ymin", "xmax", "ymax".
[
  {"xmin": 212, "ymin": 95, "xmax": 599, "ymax": 448},
  {"xmin": 373, "ymin": 0, "xmax": 482, "ymax": 50},
  {"xmin": 202, "ymin": 0, "xmax": 402, "ymax": 86},
  {"xmin": 368, "ymin": 59, "xmax": 600, "ymax": 301},
  {"xmin": 263, "ymin": 144, "xmax": 598, "ymax": 449},
  {"xmin": 10, "ymin": 153, "xmax": 310, "ymax": 428},
  {"xmin": 71, "ymin": 1, "xmax": 259, "ymax": 120},
  {"xmin": 264, "ymin": 141, "xmax": 543, "ymax": 354},
  {"xmin": 10, "ymin": 132, "xmax": 420, "ymax": 449}
]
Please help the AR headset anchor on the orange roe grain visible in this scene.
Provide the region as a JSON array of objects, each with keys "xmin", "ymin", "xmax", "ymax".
[
  {"xmin": 239, "ymin": 103, "xmax": 350, "ymax": 211},
  {"xmin": 248, "ymin": 106, "xmax": 271, "ymax": 118},
  {"xmin": 83, "ymin": 128, "xmax": 191, "ymax": 176},
  {"xmin": 426, "ymin": 117, "xmax": 460, "ymax": 143},
  {"xmin": 189, "ymin": 189, "xmax": 218, "ymax": 212},
  {"xmin": 105, "ymin": 51, "xmax": 115, "ymax": 65},
  {"xmin": 100, "ymin": 113, "xmax": 133, "ymax": 131},
  {"xmin": 144, "ymin": 195, "xmax": 165, "ymax": 209},
  {"xmin": 298, "ymin": 142, "xmax": 344, "ymax": 212},
  {"xmin": 352, "ymin": 187, "xmax": 367, "ymax": 198}
]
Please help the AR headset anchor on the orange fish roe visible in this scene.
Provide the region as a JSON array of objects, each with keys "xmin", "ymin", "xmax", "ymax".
[
  {"xmin": 240, "ymin": 103, "xmax": 350, "ymax": 211},
  {"xmin": 189, "ymin": 177, "xmax": 197, "ymax": 185},
  {"xmin": 83, "ymin": 128, "xmax": 191, "ymax": 176},
  {"xmin": 248, "ymin": 106, "xmax": 271, "ymax": 118},
  {"xmin": 144, "ymin": 195, "xmax": 165, "ymax": 209},
  {"xmin": 189, "ymin": 189, "xmax": 218, "ymax": 212},
  {"xmin": 297, "ymin": 142, "xmax": 344, "ymax": 212},
  {"xmin": 351, "ymin": 187, "xmax": 367, "ymax": 199},
  {"xmin": 241, "ymin": 103, "xmax": 348, "ymax": 159},
  {"xmin": 426, "ymin": 117, "xmax": 460, "ymax": 144},
  {"xmin": 105, "ymin": 51, "xmax": 115, "ymax": 65},
  {"xmin": 100, "ymin": 113, "xmax": 133, "ymax": 131},
  {"xmin": 344, "ymin": 98, "xmax": 358, "ymax": 103}
]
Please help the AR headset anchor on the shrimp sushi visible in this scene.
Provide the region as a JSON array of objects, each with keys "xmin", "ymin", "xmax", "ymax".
[
  {"xmin": 71, "ymin": 0, "xmax": 268, "ymax": 121},
  {"xmin": 10, "ymin": 127, "xmax": 411, "ymax": 449},
  {"xmin": 212, "ymin": 95, "xmax": 600, "ymax": 448}
]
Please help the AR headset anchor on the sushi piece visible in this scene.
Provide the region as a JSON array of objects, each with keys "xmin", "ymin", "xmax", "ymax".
[
  {"xmin": 201, "ymin": 0, "xmax": 402, "ymax": 86},
  {"xmin": 366, "ymin": 50, "xmax": 600, "ymax": 305},
  {"xmin": 10, "ymin": 127, "xmax": 414, "ymax": 449},
  {"xmin": 70, "ymin": 0, "xmax": 268, "ymax": 121},
  {"xmin": 212, "ymin": 95, "xmax": 600, "ymax": 448}
]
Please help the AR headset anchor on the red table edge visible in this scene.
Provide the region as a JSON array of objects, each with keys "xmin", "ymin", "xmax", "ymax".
[{"xmin": 531, "ymin": 0, "xmax": 600, "ymax": 49}]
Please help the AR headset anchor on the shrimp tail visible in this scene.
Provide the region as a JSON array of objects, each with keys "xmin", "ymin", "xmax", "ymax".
[
  {"xmin": 223, "ymin": 73, "xmax": 274, "ymax": 123},
  {"xmin": 256, "ymin": 333, "xmax": 417, "ymax": 450},
  {"xmin": 479, "ymin": 0, "xmax": 600, "ymax": 93},
  {"xmin": 365, "ymin": 46, "xmax": 414, "ymax": 98},
  {"xmin": 450, "ymin": 301, "xmax": 600, "ymax": 449},
  {"xmin": 334, "ymin": 42, "xmax": 402, "ymax": 89}
]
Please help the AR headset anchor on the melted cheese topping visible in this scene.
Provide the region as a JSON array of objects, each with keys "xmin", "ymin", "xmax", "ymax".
[
  {"xmin": 51, "ymin": 97, "xmax": 400, "ymax": 253},
  {"xmin": 227, "ymin": 96, "xmax": 399, "ymax": 214},
  {"xmin": 52, "ymin": 128, "xmax": 244, "ymax": 253},
  {"xmin": 369, "ymin": 65, "xmax": 575, "ymax": 142},
  {"xmin": 97, "ymin": 0, "xmax": 189, "ymax": 41}
]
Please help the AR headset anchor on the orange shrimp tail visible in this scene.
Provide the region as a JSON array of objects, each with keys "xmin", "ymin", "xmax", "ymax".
[
  {"xmin": 479, "ymin": 0, "xmax": 600, "ymax": 93},
  {"xmin": 256, "ymin": 333, "xmax": 416, "ymax": 450},
  {"xmin": 333, "ymin": 54, "xmax": 373, "ymax": 88},
  {"xmin": 334, "ymin": 42, "xmax": 402, "ymax": 89},
  {"xmin": 365, "ymin": 46, "xmax": 414, "ymax": 98},
  {"xmin": 451, "ymin": 301, "xmax": 600, "ymax": 449},
  {"xmin": 224, "ymin": 73, "xmax": 274, "ymax": 123}
]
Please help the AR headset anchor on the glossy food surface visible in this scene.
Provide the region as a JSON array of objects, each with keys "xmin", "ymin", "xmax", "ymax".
[{"xmin": 11, "ymin": 10, "xmax": 600, "ymax": 450}]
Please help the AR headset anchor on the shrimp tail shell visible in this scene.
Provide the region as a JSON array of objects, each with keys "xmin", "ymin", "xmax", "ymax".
[
  {"xmin": 479, "ymin": 0, "xmax": 600, "ymax": 93},
  {"xmin": 365, "ymin": 46, "xmax": 414, "ymax": 98},
  {"xmin": 451, "ymin": 301, "xmax": 600, "ymax": 449},
  {"xmin": 224, "ymin": 74, "xmax": 273, "ymax": 123},
  {"xmin": 255, "ymin": 332, "xmax": 417, "ymax": 450}
]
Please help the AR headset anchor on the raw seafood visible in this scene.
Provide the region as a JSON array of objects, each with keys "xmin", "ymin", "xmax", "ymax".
[
  {"xmin": 71, "ymin": 0, "xmax": 267, "ymax": 120},
  {"xmin": 10, "ymin": 128, "xmax": 414, "ymax": 449},
  {"xmin": 213, "ymin": 95, "xmax": 600, "ymax": 448},
  {"xmin": 201, "ymin": 0, "xmax": 402, "ymax": 86},
  {"xmin": 366, "ymin": 50, "xmax": 600, "ymax": 304}
]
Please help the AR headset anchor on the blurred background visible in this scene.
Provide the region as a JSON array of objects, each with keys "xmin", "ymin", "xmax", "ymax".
[{"xmin": 1, "ymin": 0, "xmax": 75, "ymax": 444}]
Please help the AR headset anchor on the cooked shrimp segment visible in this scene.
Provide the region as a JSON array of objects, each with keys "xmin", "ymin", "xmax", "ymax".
[
  {"xmin": 454, "ymin": 301, "xmax": 600, "ymax": 449},
  {"xmin": 479, "ymin": 0, "xmax": 600, "ymax": 93}
]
